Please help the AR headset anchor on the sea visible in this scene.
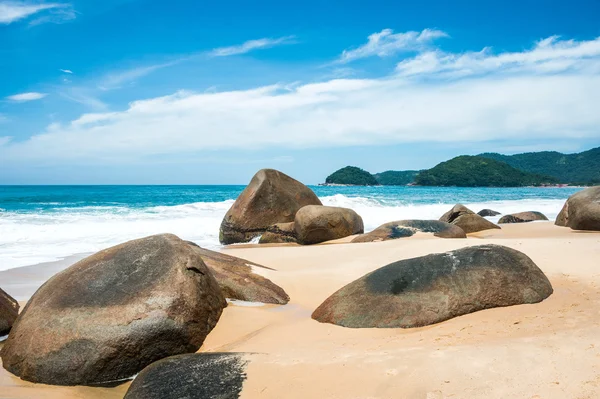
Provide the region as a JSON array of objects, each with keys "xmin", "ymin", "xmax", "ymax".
[{"xmin": 0, "ymin": 185, "xmax": 581, "ymax": 271}]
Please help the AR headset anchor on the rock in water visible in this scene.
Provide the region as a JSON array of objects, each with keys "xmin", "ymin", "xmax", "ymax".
[
  {"xmin": 439, "ymin": 204, "xmax": 500, "ymax": 233},
  {"xmin": 498, "ymin": 211, "xmax": 549, "ymax": 224},
  {"xmin": 555, "ymin": 186, "xmax": 600, "ymax": 231},
  {"xmin": 477, "ymin": 209, "xmax": 501, "ymax": 217},
  {"xmin": 0, "ymin": 234, "xmax": 226, "ymax": 386},
  {"xmin": 188, "ymin": 243, "xmax": 290, "ymax": 305},
  {"xmin": 219, "ymin": 169, "xmax": 322, "ymax": 244},
  {"xmin": 259, "ymin": 222, "xmax": 298, "ymax": 244},
  {"xmin": 312, "ymin": 245, "xmax": 553, "ymax": 328},
  {"xmin": 294, "ymin": 205, "xmax": 364, "ymax": 245},
  {"xmin": 124, "ymin": 353, "xmax": 247, "ymax": 399},
  {"xmin": 352, "ymin": 220, "xmax": 466, "ymax": 243},
  {"xmin": 0, "ymin": 288, "xmax": 19, "ymax": 336}
]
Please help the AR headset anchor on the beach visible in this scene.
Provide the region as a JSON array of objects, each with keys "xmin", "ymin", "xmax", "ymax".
[{"xmin": 2, "ymin": 222, "xmax": 599, "ymax": 398}]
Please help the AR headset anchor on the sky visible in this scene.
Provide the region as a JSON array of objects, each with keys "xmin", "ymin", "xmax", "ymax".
[{"xmin": 1, "ymin": 0, "xmax": 600, "ymax": 184}]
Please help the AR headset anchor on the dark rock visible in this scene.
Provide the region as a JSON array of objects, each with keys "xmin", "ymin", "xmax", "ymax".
[
  {"xmin": 439, "ymin": 204, "xmax": 500, "ymax": 233},
  {"xmin": 0, "ymin": 234, "xmax": 226, "ymax": 386},
  {"xmin": 219, "ymin": 169, "xmax": 322, "ymax": 244},
  {"xmin": 0, "ymin": 288, "xmax": 19, "ymax": 336},
  {"xmin": 352, "ymin": 220, "xmax": 466, "ymax": 243},
  {"xmin": 188, "ymin": 243, "xmax": 289, "ymax": 305},
  {"xmin": 294, "ymin": 205, "xmax": 364, "ymax": 245},
  {"xmin": 312, "ymin": 244, "xmax": 553, "ymax": 328},
  {"xmin": 259, "ymin": 222, "xmax": 298, "ymax": 244},
  {"xmin": 124, "ymin": 353, "xmax": 247, "ymax": 399},
  {"xmin": 477, "ymin": 209, "xmax": 501, "ymax": 217},
  {"xmin": 555, "ymin": 186, "xmax": 600, "ymax": 231},
  {"xmin": 498, "ymin": 211, "xmax": 549, "ymax": 224}
]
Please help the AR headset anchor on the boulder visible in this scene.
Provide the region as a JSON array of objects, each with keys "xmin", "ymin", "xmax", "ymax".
[
  {"xmin": 555, "ymin": 186, "xmax": 600, "ymax": 231},
  {"xmin": 352, "ymin": 220, "xmax": 466, "ymax": 243},
  {"xmin": 0, "ymin": 234, "xmax": 226, "ymax": 386},
  {"xmin": 188, "ymin": 243, "xmax": 289, "ymax": 305},
  {"xmin": 477, "ymin": 209, "xmax": 501, "ymax": 217},
  {"xmin": 259, "ymin": 222, "xmax": 298, "ymax": 244},
  {"xmin": 439, "ymin": 204, "xmax": 500, "ymax": 233},
  {"xmin": 219, "ymin": 169, "xmax": 322, "ymax": 244},
  {"xmin": 124, "ymin": 353, "xmax": 247, "ymax": 399},
  {"xmin": 312, "ymin": 244, "xmax": 553, "ymax": 328},
  {"xmin": 498, "ymin": 211, "xmax": 549, "ymax": 224},
  {"xmin": 294, "ymin": 205, "xmax": 364, "ymax": 245},
  {"xmin": 0, "ymin": 288, "xmax": 19, "ymax": 336}
]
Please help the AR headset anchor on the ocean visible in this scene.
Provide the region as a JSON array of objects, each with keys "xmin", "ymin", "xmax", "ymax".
[{"xmin": 0, "ymin": 185, "xmax": 581, "ymax": 271}]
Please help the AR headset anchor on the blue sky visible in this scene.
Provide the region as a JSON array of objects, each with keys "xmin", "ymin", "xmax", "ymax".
[{"xmin": 1, "ymin": 0, "xmax": 600, "ymax": 184}]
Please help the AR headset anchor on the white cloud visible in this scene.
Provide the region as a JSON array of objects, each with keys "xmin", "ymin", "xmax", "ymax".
[
  {"xmin": 209, "ymin": 36, "xmax": 296, "ymax": 57},
  {"xmin": 0, "ymin": 2, "xmax": 73, "ymax": 25},
  {"xmin": 396, "ymin": 36, "xmax": 600, "ymax": 78},
  {"xmin": 2, "ymin": 34, "xmax": 600, "ymax": 164},
  {"xmin": 6, "ymin": 92, "xmax": 47, "ymax": 101},
  {"xmin": 339, "ymin": 28, "xmax": 448, "ymax": 63},
  {"xmin": 59, "ymin": 69, "xmax": 73, "ymax": 74}
]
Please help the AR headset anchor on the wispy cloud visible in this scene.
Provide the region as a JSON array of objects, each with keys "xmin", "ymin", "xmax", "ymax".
[
  {"xmin": 59, "ymin": 68, "xmax": 73, "ymax": 74},
  {"xmin": 6, "ymin": 92, "xmax": 47, "ymax": 101},
  {"xmin": 209, "ymin": 35, "xmax": 296, "ymax": 57},
  {"xmin": 98, "ymin": 60, "xmax": 184, "ymax": 91},
  {"xmin": 339, "ymin": 28, "xmax": 448, "ymax": 63},
  {"xmin": 3, "ymin": 33, "xmax": 600, "ymax": 164},
  {"xmin": 395, "ymin": 36, "xmax": 600, "ymax": 78},
  {"xmin": 0, "ymin": 2, "xmax": 74, "ymax": 25},
  {"xmin": 59, "ymin": 88, "xmax": 107, "ymax": 110}
]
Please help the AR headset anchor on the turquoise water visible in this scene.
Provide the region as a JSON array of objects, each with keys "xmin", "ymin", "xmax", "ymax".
[{"xmin": 0, "ymin": 185, "xmax": 581, "ymax": 270}]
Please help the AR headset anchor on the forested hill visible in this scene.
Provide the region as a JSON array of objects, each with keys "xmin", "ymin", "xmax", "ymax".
[
  {"xmin": 479, "ymin": 147, "xmax": 600, "ymax": 184},
  {"xmin": 414, "ymin": 156, "xmax": 558, "ymax": 187}
]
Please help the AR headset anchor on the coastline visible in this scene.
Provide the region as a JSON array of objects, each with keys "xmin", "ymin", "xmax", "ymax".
[{"xmin": 2, "ymin": 222, "xmax": 600, "ymax": 398}]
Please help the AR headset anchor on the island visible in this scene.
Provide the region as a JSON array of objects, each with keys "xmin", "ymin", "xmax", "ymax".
[{"xmin": 323, "ymin": 146, "xmax": 599, "ymax": 186}]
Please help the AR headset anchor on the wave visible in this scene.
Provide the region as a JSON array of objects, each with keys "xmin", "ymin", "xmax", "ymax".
[{"xmin": 0, "ymin": 195, "xmax": 568, "ymax": 271}]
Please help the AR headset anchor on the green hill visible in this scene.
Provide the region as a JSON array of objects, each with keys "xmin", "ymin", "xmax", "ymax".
[
  {"xmin": 374, "ymin": 170, "xmax": 420, "ymax": 186},
  {"xmin": 414, "ymin": 156, "xmax": 558, "ymax": 187},
  {"xmin": 325, "ymin": 166, "xmax": 379, "ymax": 186},
  {"xmin": 479, "ymin": 147, "xmax": 600, "ymax": 184}
]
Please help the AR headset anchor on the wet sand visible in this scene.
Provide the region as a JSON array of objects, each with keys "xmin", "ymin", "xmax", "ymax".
[{"xmin": 1, "ymin": 222, "xmax": 600, "ymax": 398}]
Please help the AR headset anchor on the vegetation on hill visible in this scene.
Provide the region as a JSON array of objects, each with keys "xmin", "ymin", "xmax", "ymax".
[
  {"xmin": 479, "ymin": 147, "xmax": 600, "ymax": 184},
  {"xmin": 374, "ymin": 170, "xmax": 420, "ymax": 186},
  {"xmin": 325, "ymin": 166, "xmax": 379, "ymax": 186},
  {"xmin": 414, "ymin": 156, "xmax": 558, "ymax": 187}
]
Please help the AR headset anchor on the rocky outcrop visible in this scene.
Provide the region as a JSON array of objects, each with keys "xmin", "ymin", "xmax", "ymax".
[
  {"xmin": 555, "ymin": 186, "xmax": 600, "ymax": 231},
  {"xmin": 351, "ymin": 220, "xmax": 466, "ymax": 243},
  {"xmin": 219, "ymin": 169, "xmax": 322, "ymax": 244},
  {"xmin": 439, "ymin": 204, "xmax": 500, "ymax": 233},
  {"xmin": 0, "ymin": 234, "xmax": 226, "ymax": 386},
  {"xmin": 477, "ymin": 209, "xmax": 501, "ymax": 217},
  {"xmin": 189, "ymin": 243, "xmax": 289, "ymax": 305},
  {"xmin": 258, "ymin": 222, "xmax": 298, "ymax": 244},
  {"xmin": 498, "ymin": 211, "xmax": 549, "ymax": 224},
  {"xmin": 312, "ymin": 245, "xmax": 553, "ymax": 328},
  {"xmin": 124, "ymin": 353, "xmax": 247, "ymax": 399},
  {"xmin": 0, "ymin": 288, "xmax": 19, "ymax": 336},
  {"xmin": 294, "ymin": 205, "xmax": 364, "ymax": 245}
]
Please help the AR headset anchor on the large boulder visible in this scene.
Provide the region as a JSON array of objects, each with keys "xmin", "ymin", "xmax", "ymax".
[
  {"xmin": 189, "ymin": 243, "xmax": 289, "ymax": 305},
  {"xmin": 219, "ymin": 169, "xmax": 322, "ymax": 244},
  {"xmin": 124, "ymin": 353, "xmax": 247, "ymax": 399},
  {"xmin": 499, "ymin": 211, "xmax": 549, "ymax": 224},
  {"xmin": 312, "ymin": 245, "xmax": 553, "ymax": 328},
  {"xmin": 259, "ymin": 222, "xmax": 298, "ymax": 244},
  {"xmin": 477, "ymin": 209, "xmax": 501, "ymax": 217},
  {"xmin": 0, "ymin": 288, "xmax": 19, "ymax": 336},
  {"xmin": 352, "ymin": 220, "xmax": 466, "ymax": 243},
  {"xmin": 439, "ymin": 204, "xmax": 500, "ymax": 233},
  {"xmin": 555, "ymin": 186, "xmax": 600, "ymax": 231},
  {"xmin": 0, "ymin": 234, "xmax": 226, "ymax": 386},
  {"xmin": 294, "ymin": 205, "xmax": 364, "ymax": 245}
]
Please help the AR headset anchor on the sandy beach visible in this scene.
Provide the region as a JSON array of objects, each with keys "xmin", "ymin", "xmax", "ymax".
[{"xmin": 1, "ymin": 222, "xmax": 600, "ymax": 398}]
